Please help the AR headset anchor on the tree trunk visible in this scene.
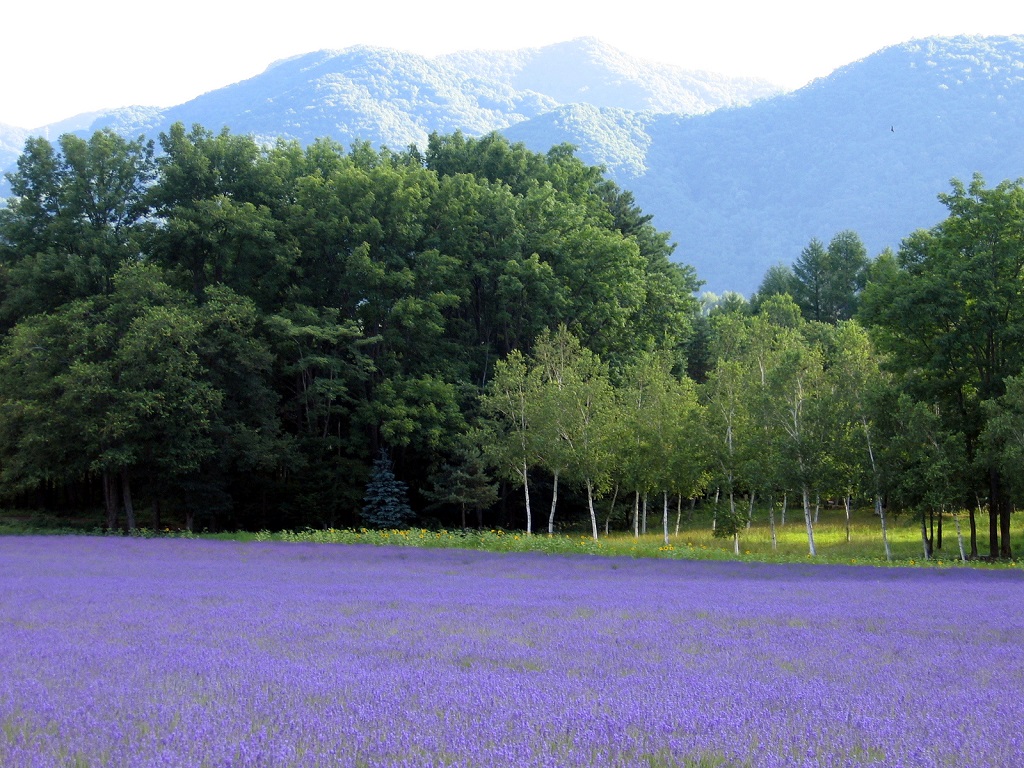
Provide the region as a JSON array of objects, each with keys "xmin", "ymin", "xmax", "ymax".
[
  {"xmin": 663, "ymin": 491, "xmax": 669, "ymax": 546},
  {"xmin": 781, "ymin": 494, "xmax": 787, "ymax": 526},
  {"xmin": 733, "ymin": 531, "xmax": 740, "ymax": 555},
  {"xmin": 814, "ymin": 493, "xmax": 820, "ymax": 524},
  {"xmin": 989, "ymin": 470, "xmax": 1001, "ymax": 558},
  {"xmin": 522, "ymin": 462, "xmax": 532, "ymax": 535},
  {"xmin": 953, "ymin": 508, "xmax": 966, "ymax": 562},
  {"xmin": 103, "ymin": 470, "xmax": 119, "ymax": 532},
  {"xmin": 802, "ymin": 486, "xmax": 817, "ymax": 556},
  {"xmin": 121, "ymin": 468, "xmax": 135, "ymax": 533},
  {"xmin": 586, "ymin": 478, "xmax": 599, "ymax": 541},
  {"xmin": 769, "ymin": 497, "xmax": 777, "ymax": 552},
  {"xmin": 641, "ymin": 493, "xmax": 648, "ymax": 535},
  {"xmin": 970, "ymin": 496, "xmax": 980, "ymax": 559},
  {"xmin": 633, "ymin": 491, "xmax": 640, "ymax": 538},
  {"xmin": 548, "ymin": 470, "xmax": 559, "ymax": 534},
  {"xmin": 674, "ymin": 496, "xmax": 684, "ymax": 536},
  {"xmin": 747, "ymin": 492, "xmax": 755, "ymax": 529},
  {"xmin": 877, "ymin": 495, "xmax": 891, "ymax": 563},
  {"xmin": 921, "ymin": 509, "xmax": 931, "ymax": 560},
  {"xmin": 460, "ymin": 502, "xmax": 467, "ymax": 531},
  {"xmin": 844, "ymin": 496, "xmax": 851, "ymax": 544},
  {"xmin": 998, "ymin": 479, "xmax": 1013, "ymax": 559},
  {"xmin": 604, "ymin": 484, "xmax": 618, "ymax": 536}
]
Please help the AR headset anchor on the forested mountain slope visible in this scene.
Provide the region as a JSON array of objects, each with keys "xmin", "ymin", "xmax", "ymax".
[
  {"xmin": 625, "ymin": 36, "xmax": 1024, "ymax": 293},
  {"xmin": 49, "ymin": 39, "xmax": 776, "ymax": 156}
]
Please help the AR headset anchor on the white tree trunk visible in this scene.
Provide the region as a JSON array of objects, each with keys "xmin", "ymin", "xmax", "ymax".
[
  {"xmin": 953, "ymin": 508, "xmax": 966, "ymax": 562},
  {"xmin": 548, "ymin": 470, "xmax": 559, "ymax": 534},
  {"xmin": 522, "ymin": 462, "xmax": 532, "ymax": 535},
  {"xmin": 769, "ymin": 497, "xmax": 777, "ymax": 551},
  {"xmin": 844, "ymin": 495, "xmax": 851, "ymax": 543},
  {"xmin": 633, "ymin": 491, "xmax": 640, "ymax": 538},
  {"xmin": 586, "ymin": 478, "xmax": 599, "ymax": 541},
  {"xmin": 642, "ymin": 493, "xmax": 648, "ymax": 535},
  {"xmin": 747, "ymin": 492, "xmax": 755, "ymax": 529},
  {"xmin": 663, "ymin": 491, "xmax": 670, "ymax": 545},
  {"xmin": 876, "ymin": 495, "xmax": 891, "ymax": 562},
  {"xmin": 781, "ymin": 493, "xmax": 787, "ymax": 526},
  {"xmin": 802, "ymin": 485, "xmax": 817, "ymax": 556}
]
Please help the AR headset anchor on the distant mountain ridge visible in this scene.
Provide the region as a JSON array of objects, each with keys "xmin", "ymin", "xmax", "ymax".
[
  {"xmin": 61, "ymin": 39, "xmax": 779, "ymax": 153},
  {"xmin": 2, "ymin": 35, "xmax": 1023, "ymax": 294}
]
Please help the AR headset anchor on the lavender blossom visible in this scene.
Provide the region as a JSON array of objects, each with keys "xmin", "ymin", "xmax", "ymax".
[{"xmin": 0, "ymin": 537, "xmax": 1021, "ymax": 767}]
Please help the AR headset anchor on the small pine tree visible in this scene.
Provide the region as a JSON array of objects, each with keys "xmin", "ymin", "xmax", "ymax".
[{"xmin": 362, "ymin": 450, "xmax": 414, "ymax": 529}]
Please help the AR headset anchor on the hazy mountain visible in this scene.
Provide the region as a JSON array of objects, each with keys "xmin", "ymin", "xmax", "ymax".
[
  {"xmin": 634, "ymin": 35, "xmax": 1024, "ymax": 294},
  {"xmin": 441, "ymin": 37, "xmax": 780, "ymax": 114},
  {"xmin": 504, "ymin": 104, "xmax": 655, "ymax": 179},
  {"xmin": 503, "ymin": 35, "xmax": 1024, "ymax": 293},
  {"xmin": 0, "ymin": 124, "xmax": 28, "ymax": 183},
  {"xmin": 3, "ymin": 36, "xmax": 1023, "ymax": 295},
  {"xmin": 50, "ymin": 40, "xmax": 776, "ymax": 154}
]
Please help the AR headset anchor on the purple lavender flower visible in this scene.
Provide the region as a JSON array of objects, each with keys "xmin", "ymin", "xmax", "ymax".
[{"xmin": 0, "ymin": 537, "xmax": 1021, "ymax": 767}]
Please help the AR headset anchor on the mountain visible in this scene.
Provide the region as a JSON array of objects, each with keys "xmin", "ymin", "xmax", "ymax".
[
  {"xmin": 440, "ymin": 37, "xmax": 780, "ymax": 115},
  {"xmin": 637, "ymin": 35, "xmax": 1024, "ymax": 294},
  {"xmin": 0, "ymin": 123, "xmax": 28, "ymax": 185},
  {"xmin": 3, "ymin": 36, "xmax": 1023, "ymax": 295},
  {"xmin": 506, "ymin": 36, "xmax": 1024, "ymax": 293},
  {"xmin": 55, "ymin": 39, "xmax": 777, "ymax": 153}
]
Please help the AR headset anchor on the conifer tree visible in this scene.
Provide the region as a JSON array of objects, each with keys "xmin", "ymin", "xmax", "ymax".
[{"xmin": 361, "ymin": 451, "xmax": 413, "ymax": 529}]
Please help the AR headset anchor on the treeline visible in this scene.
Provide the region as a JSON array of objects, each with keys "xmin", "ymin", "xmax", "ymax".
[
  {"xmin": 0, "ymin": 125, "xmax": 698, "ymax": 532},
  {"xmin": 0, "ymin": 126, "xmax": 1021, "ymax": 559}
]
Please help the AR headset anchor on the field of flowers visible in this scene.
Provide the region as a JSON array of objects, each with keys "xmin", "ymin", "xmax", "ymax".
[{"xmin": 1, "ymin": 537, "xmax": 1022, "ymax": 767}]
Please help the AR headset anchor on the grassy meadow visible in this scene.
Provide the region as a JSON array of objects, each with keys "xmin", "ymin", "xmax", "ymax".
[{"xmin": 4, "ymin": 502, "xmax": 1016, "ymax": 568}]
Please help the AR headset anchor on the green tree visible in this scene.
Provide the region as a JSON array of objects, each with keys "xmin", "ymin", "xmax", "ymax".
[
  {"xmin": 0, "ymin": 263, "xmax": 221, "ymax": 530},
  {"xmin": 860, "ymin": 174, "xmax": 1024, "ymax": 558},
  {"xmin": 424, "ymin": 438, "xmax": 499, "ymax": 530},
  {"xmin": 791, "ymin": 231, "xmax": 869, "ymax": 323},
  {"xmin": 481, "ymin": 350, "xmax": 538, "ymax": 533},
  {"xmin": 0, "ymin": 130, "xmax": 155, "ymax": 325}
]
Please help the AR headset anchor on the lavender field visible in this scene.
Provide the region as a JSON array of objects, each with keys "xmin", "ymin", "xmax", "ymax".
[{"xmin": 1, "ymin": 537, "xmax": 1022, "ymax": 767}]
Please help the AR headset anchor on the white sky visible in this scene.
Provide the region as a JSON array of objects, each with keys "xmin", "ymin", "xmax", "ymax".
[{"xmin": 2, "ymin": 0, "xmax": 1022, "ymax": 128}]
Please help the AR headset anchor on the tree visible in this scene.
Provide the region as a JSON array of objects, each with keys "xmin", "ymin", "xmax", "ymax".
[
  {"xmin": 860, "ymin": 174, "xmax": 1024, "ymax": 558},
  {"xmin": 823, "ymin": 230, "xmax": 869, "ymax": 321},
  {"xmin": 0, "ymin": 130, "xmax": 156, "ymax": 325},
  {"xmin": 750, "ymin": 263, "xmax": 798, "ymax": 311},
  {"xmin": 0, "ymin": 263, "xmax": 222, "ymax": 530},
  {"xmin": 532, "ymin": 327, "xmax": 614, "ymax": 540},
  {"xmin": 481, "ymin": 350, "xmax": 538, "ymax": 533},
  {"xmin": 362, "ymin": 450, "xmax": 413, "ymax": 529},
  {"xmin": 791, "ymin": 238, "xmax": 829, "ymax": 323},
  {"xmin": 791, "ymin": 231, "xmax": 869, "ymax": 323},
  {"xmin": 424, "ymin": 438, "xmax": 499, "ymax": 530}
]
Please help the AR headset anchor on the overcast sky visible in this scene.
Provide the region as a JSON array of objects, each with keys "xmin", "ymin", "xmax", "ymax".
[{"xmin": 2, "ymin": 0, "xmax": 1021, "ymax": 128}]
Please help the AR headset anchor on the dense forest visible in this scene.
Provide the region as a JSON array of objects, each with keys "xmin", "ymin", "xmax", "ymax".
[{"xmin": 0, "ymin": 125, "xmax": 1021, "ymax": 559}]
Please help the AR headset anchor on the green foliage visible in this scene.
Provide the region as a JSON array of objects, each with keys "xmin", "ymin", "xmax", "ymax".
[
  {"xmin": 789, "ymin": 231, "xmax": 868, "ymax": 323},
  {"xmin": 860, "ymin": 174, "xmax": 1024, "ymax": 557}
]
